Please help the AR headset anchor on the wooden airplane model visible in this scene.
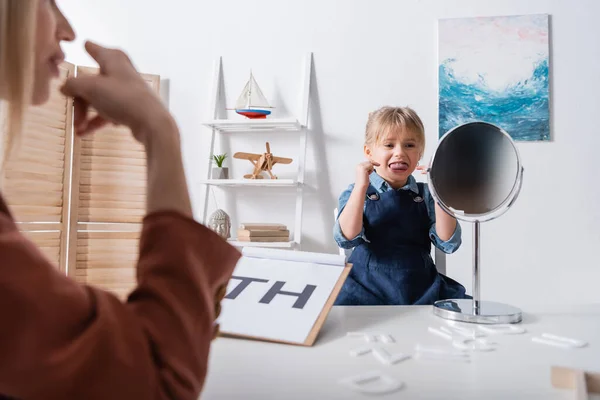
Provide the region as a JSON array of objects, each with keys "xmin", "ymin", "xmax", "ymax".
[{"xmin": 233, "ymin": 142, "xmax": 293, "ymax": 179}]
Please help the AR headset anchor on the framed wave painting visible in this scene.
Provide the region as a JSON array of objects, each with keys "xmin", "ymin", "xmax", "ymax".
[{"xmin": 438, "ymin": 14, "xmax": 550, "ymax": 141}]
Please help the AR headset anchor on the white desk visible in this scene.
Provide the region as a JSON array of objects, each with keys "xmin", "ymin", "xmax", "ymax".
[{"xmin": 203, "ymin": 305, "xmax": 600, "ymax": 399}]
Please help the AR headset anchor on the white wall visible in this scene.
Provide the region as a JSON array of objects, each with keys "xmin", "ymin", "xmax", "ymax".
[{"xmin": 59, "ymin": 0, "xmax": 600, "ymax": 308}]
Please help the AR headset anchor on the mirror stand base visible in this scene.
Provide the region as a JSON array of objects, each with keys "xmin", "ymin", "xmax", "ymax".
[{"xmin": 433, "ymin": 299, "xmax": 522, "ymax": 324}]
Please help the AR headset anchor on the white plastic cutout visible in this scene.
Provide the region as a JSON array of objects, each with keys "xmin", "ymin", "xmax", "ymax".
[
  {"xmin": 415, "ymin": 344, "xmax": 467, "ymax": 356},
  {"xmin": 428, "ymin": 327, "xmax": 453, "ymax": 341},
  {"xmin": 372, "ymin": 348, "xmax": 410, "ymax": 365},
  {"xmin": 347, "ymin": 332, "xmax": 396, "ymax": 344},
  {"xmin": 531, "ymin": 333, "xmax": 588, "ymax": 349},
  {"xmin": 477, "ymin": 324, "xmax": 526, "ymax": 335},
  {"xmin": 365, "ymin": 335, "xmax": 378, "ymax": 343},
  {"xmin": 349, "ymin": 346, "xmax": 373, "ymax": 357},
  {"xmin": 339, "ymin": 371, "xmax": 404, "ymax": 395},
  {"xmin": 414, "ymin": 352, "xmax": 471, "ymax": 363},
  {"xmin": 452, "ymin": 337, "xmax": 496, "ymax": 352},
  {"xmin": 381, "ymin": 334, "xmax": 395, "ymax": 344},
  {"xmin": 346, "ymin": 332, "xmax": 366, "ymax": 337},
  {"xmin": 441, "ymin": 325, "xmax": 485, "ymax": 338},
  {"xmin": 414, "ymin": 344, "xmax": 470, "ymax": 363}
]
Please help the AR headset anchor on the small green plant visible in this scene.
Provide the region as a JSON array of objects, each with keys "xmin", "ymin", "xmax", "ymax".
[{"xmin": 211, "ymin": 153, "xmax": 227, "ymax": 168}]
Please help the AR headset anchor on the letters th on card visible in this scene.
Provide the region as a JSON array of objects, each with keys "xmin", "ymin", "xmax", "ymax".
[{"xmin": 218, "ymin": 256, "xmax": 345, "ymax": 344}]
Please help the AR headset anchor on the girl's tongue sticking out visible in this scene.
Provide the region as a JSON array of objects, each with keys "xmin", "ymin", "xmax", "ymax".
[{"xmin": 389, "ymin": 161, "xmax": 409, "ymax": 172}]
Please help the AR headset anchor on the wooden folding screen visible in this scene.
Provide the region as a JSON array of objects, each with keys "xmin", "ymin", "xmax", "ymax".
[
  {"xmin": 2, "ymin": 62, "xmax": 75, "ymax": 272},
  {"xmin": 2, "ymin": 63, "xmax": 160, "ymax": 300},
  {"xmin": 68, "ymin": 67, "xmax": 160, "ymax": 300}
]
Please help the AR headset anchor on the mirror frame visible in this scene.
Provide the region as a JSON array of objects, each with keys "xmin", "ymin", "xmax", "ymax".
[{"xmin": 427, "ymin": 121, "xmax": 525, "ymax": 223}]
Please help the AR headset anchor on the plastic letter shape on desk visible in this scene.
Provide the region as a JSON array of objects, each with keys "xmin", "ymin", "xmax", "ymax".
[
  {"xmin": 478, "ymin": 324, "xmax": 527, "ymax": 335},
  {"xmin": 442, "ymin": 325, "xmax": 485, "ymax": 338},
  {"xmin": 428, "ymin": 327, "xmax": 453, "ymax": 341},
  {"xmin": 381, "ymin": 334, "xmax": 395, "ymax": 343},
  {"xmin": 532, "ymin": 333, "xmax": 588, "ymax": 349},
  {"xmin": 372, "ymin": 348, "xmax": 410, "ymax": 365},
  {"xmin": 415, "ymin": 344, "xmax": 470, "ymax": 363},
  {"xmin": 346, "ymin": 332, "xmax": 366, "ymax": 338},
  {"xmin": 339, "ymin": 371, "xmax": 404, "ymax": 395},
  {"xmin": 347, "ymin": 332, "xmax": 396, "ymax": 343},
  {"xmin": 349, "ymin": 346, "xmax": 372, "ymax": 357},
  {"xmin": 365, "ymin": 335, "xmax": 378, "ymax": 343},
  {"xmin": 452, "ymin": 337, "xmax": 496, "ymax": 352}
]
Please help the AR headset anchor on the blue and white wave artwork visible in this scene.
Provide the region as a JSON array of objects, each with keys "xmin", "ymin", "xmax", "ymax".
[
  {"xmin": 439, "ymin": 58, "xmax": 549, "ymax": 141},
  {"xmin": 438, "ymin": 15, "xmax": 550, "ymax": 141}
]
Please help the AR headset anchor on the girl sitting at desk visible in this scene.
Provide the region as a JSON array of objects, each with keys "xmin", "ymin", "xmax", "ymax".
[{"xmin": 333, "ymin": 106, "xmax": 470, "ymax": 305}]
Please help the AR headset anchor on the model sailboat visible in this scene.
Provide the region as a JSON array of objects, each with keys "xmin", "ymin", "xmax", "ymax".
[{"xmin": 234, "ymin": 71, "xmax": 274, "ymax": 119}]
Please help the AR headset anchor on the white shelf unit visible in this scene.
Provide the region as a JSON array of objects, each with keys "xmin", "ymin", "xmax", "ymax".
[
  {"xmin": 197, "ymin": 179, "xmax": 298, "ymax": 187},
  {"xmin": 200, "ymin": 54, "xmax": 312, "ymax": 250},
  {"xmin": 203, "ymin": 118, "xmax": 303, "ymax": 133},
  {"xmin": 226, "ymin": 240, "xmax": 295, "ymax": 249}
]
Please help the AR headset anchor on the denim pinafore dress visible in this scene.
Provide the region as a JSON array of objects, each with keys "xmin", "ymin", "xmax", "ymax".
[{"xmin": 334, "ymin": 182, "xmax": 468, "ymax": 305}]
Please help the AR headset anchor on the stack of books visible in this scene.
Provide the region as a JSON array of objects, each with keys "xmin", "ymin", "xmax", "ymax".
[{"xmin": 237, "ymin": 223, "xmax": 290, "ymax": 242}]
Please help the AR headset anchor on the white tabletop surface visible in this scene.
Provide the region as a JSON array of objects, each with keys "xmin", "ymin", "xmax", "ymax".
[{"xmin": 202, "ymin": 304, "xmax": 600, "ymax": 399}]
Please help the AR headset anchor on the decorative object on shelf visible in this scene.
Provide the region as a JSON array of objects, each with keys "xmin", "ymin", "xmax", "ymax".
[
  {"xmin": 201, "ymin": 53, "xmax": 313, "ymax": 251},
  {"xmin": 208, "ymin": 209, "xmax": 231, "ymax": 239},
  {"xmin": 234, "ymin": 142, "xmax": 293, "ymax": 179},
  {"xmin": 232, "ymin": 71, "xmax": 274, "ymax": 119},
  {"xmin": 211, "ymin": 153, "xmax": 229, "ymax": 179},
  {"xmin": 237, "ymin": 223, "xmax": 289, "ymax": 243}
]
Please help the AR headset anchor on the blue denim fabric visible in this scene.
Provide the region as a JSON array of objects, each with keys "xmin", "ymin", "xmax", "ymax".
[
  {"xmin": 333, "ymin": 173, "xmax": 461, "ymax": 253},
  {"xmin": 333, "ymin": 179, "xmax": 469, "ymax": 305}
]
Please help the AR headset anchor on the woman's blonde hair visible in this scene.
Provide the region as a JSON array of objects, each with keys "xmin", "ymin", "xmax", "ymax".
[
  {"xmin": 0, "ymin": 0, "xmax": 37, "ymax": 168},
  {"xmin": 365, "ymin": 106, "xmax": 426, "ymax": 155}
]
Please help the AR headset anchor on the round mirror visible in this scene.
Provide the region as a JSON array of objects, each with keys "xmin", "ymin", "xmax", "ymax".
[
  {"xmin": 427, "ymin": 122, "xmax": 525, "ymax": 324},
  {"xmin": 429, "ymin": 122, "xmax": 523, "ymax": 222}
]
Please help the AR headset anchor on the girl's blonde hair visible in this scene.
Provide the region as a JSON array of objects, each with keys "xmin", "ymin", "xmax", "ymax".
[
  {"xmin": 0, "ymin": 0, "xmax": 37, "ymax": 169},
  {"xmin": 365, "ymin": 106, "xmax": 426, "ymax": 155}
]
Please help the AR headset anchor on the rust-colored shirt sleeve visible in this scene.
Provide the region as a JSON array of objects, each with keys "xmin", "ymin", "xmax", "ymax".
[{"xmin": 0, "ymin": 195, "xmax": 241, "ymax": 400}]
